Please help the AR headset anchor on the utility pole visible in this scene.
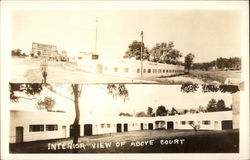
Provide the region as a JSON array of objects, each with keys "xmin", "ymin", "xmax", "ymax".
[
  {"xmin": 95, "ymin": 17, "xmax": 98, "ymax": 55},
  {"xmin": 141, "ymin": 31, "xmax": 144, "ymax": 78}
]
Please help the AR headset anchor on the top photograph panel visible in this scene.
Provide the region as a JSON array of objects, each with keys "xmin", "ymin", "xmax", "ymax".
[{"xmin": 10, "ymin": 9, "xmax": 243, "ymax": 84}]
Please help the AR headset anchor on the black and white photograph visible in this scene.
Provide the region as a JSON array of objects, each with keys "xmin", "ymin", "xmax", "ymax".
[
  {"xmin": 9, "ymin": 3, "xmax": 244, "ymax": 85},
  {"xmin": 1, "ymin": 1, "xmax": 249, "ymax": 160},
  {"xmin": 9, "ymin": 83, "xmax": 240, "ymax": 153}
]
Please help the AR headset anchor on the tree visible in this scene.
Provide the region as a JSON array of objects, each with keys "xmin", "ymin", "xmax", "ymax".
[
  {"xmin": 11, "ymin": 49, "xmax": 22, "ymax": 56},
  {"xmin": 36, "ymin": 96, "xmax": 56, "ymax": 111},
  {"xmin": 184, "ymin": 53, "xmax": 195, "ymax": 73},
  {"xmin": 207, "ymin": 98, "xmax": 217, "ymax": 112},
  {"xmin": 183, "ymin": 109, "xmax": 189, "ymax": 114},
  {"xmin": 149, "ymin": 41, "xmax": 182, "ymax": 64},
  {"xmin": 216, "ymin": 57, "xmax": 227, "ymax": 70},
  {"xmin": 118, "ymin": 112, "xmax": 132, "ymax": 117},
  {"xmin": 181, "ymin": 82, "xmax": 199, "ymax": 93},
  {"xmin": 10, "ymin": 83, "xmax": 43, "ymax": 102},
  {"xmin": 156, "ymin": 105, "xmax": 168, "ymax": 116},
  {"xmin": 136, "ymin": 111, "xmax": 147, "ymax": 117},
  {"xmin": 216, "ymin": 99, "xmax": 226, "ymax": 111},
  {"xmin": 169, "ymin": 107, "xmax": 178, "ymax": 115},
  {"xmin": 123, "ymin": 40, "xmax": 150, "ymax": 60},
  {"xmin": 147, "ymin": 107, "xmax": 153, "ymax": 117}
]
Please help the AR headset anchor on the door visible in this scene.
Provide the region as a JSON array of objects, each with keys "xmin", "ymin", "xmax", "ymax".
[
  {"xmin": 84, "ymin": 124, "xmax": 93, "ymax": 136},
  {"xmin": 167, "ymin": 121, "xmax": 174, "ymax": 129},
  {"xmin": 222, "ymin": 120, "xmax": 233, "ymax": 130},
  {"xmin": 140, "ymin": 123, "xmax": 144, "ymax": 130},
  {"xmin": 16, "ymin": 127, "xmax": 23, "ymax": 143},
  {"xmin": 62, "ymin": 125, "xmax": 67, "ymax": 138},
  {"xmin": 70, "ymin": 124, "xmax": 80, "ymax": 137},
  {"xmin": 123, "ymin": 124, "xmax": 128, "ymax": 132},
  {"xmin": 148, "ymin": 123, "xmax": 153, "ymax": 130},
  {"xmin": 117, "ymin": 124, "xmax": 122, "ymax": 132}
]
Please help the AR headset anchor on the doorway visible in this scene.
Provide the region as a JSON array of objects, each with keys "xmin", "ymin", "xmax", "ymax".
[
  {"xmin": 140, "ymin": 123, "xmax": 144, "ymax": 130},
  {"xmin": 222, "ymin": 120, "xmax": 233, "ymax": 130},
  {"xmin": 16, "ymin": 127, "xmax": 23, "ymax": 143},
  {"xmin": 70, "ymin": 124, "xmax": 80, "ymax": 137},
  {"xmin": 167, "ymin": 121, "xmax": 174, "ymax": 129},
  {"xmin": 84, "ymin": 124, "xmax": 93, "ymax": 136},
  {"xmin": 148, "ymin": 123, "xmax": 153, "ymax": 130},
  {"xmin": 117, "ymin": 124, "xmax": 122, "ymax": 132},
  {"xmin": 123, "ymin": 124, "xmax": 128, "ymax": 132}
]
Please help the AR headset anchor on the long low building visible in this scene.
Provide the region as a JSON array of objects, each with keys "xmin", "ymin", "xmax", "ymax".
[
  {"xmin": 10, "ymin": 110, "xmax": 233, "ymax": 144},
  {"xmin": 76, "ymin": 58, "xmax": 184, "ymax": 78}
]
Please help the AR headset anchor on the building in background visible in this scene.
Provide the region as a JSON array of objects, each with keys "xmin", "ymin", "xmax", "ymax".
[{"xmin": 31, "ymin": 42, "xmax": 59, "ymax": 61}]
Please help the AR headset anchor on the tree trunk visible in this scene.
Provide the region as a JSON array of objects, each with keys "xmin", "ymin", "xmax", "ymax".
[{"xmin": 72, "ymin": 84, "xmax": 80, "ymax": 153}]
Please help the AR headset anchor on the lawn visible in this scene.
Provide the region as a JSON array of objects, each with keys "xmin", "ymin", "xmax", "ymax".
[
  {"xmin": 187, "ymin": 70, "xmax": 241, "ymax": 84},
  {"xmin": 9, "ymin": 129, "xmax": 239, "ymax": 153}
]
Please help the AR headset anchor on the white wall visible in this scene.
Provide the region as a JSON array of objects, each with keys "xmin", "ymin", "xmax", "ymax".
[
  {"xmin": 10, "ymin": 110, "xmax": 232, "ymax": 143},
  {"xmin": 76, "ymin": 59, "xmax": 185, "ymax": 78},
  {"xmin": 10, "ymin": 110, "xmax": 73, "ymax": 143}
]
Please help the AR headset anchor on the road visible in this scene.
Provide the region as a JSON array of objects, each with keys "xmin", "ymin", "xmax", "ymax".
[{"xmin": 11, "ymin": 58, "xmax": 156, "ymax": 83}]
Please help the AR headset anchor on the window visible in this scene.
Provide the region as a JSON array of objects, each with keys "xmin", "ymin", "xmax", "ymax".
[
  {"xmin": 124, "ymin": 68, "xmax": 129, "ymax": 72},
  {"xmin": 148, "ymin": 69, "xmax": 151, "ymax": 73},
  {"xmin": 188, "ymin": 121, "xmax": 194, "ymax": 125},
  {"xmin": 29, "ymin": 125, "xmax": 44, "ymax": 132},
  {"xmin": 202, "ymin": 121, "xmax": 210, "ymax": 125},
  {"xmin": 181, "ymin": 121, "xmax": 186, "ymax": 125},
  {"xmin": 163, "ymin": 69, "xmax": 165, "ymax": 73},
  {"xmin": 101, "ymin": 124, "xmax": 105, "ymax": 128},
  {"xmin": 166, "ymin": 70, "xmax": 168, "ymax": 73},
  {"xmin": 158, "ymin": 69, "xmax": 161, "ymax": 73},
  {"xmin": 77, "ymin": 57, "xmax": 82, "ymax": 60},
  {"xmin": 137, "ymin": 68, "xmax": 140, "ymax": 73},
  {"xmin": 46, "ymin": 124, "xmax": 58, "ymax": 131},
  {"xmin": 107, "ymin": 124, "xmax": 111, "ymax": 128},
  {"xmin": 114, "ymin": 67, "xmax": 118, "ymax": 72},
  {"xmin": 143, "ymin": 69, "xmax": 146, "ymax": 73}
]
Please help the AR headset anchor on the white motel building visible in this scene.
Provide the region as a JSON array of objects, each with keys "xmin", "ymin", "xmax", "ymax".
[
  {"xmin": 75, "ymin": 52, "xmax": 185, "ymax": 78},
  {"xmin": 10, "ymin": 110, "xmax": 235, "ymax": 144}
]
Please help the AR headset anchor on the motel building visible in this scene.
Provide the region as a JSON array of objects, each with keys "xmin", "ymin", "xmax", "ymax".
[
  {"xmin": 75, "ymin": 52, "xmax": 184, "ymax": 78},
  {"xmin": 10, "ymin": 110, "xmax": 234, "ymax": 144}
]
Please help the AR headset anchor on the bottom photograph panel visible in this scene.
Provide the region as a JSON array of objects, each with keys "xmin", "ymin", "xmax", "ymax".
[{"xmin": 9, "ymin": 83, "xmax": 239, "ymax": 153}]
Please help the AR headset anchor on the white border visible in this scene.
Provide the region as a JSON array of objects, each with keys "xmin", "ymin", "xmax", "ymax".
[{"xmin": 1, "ymin": 1, "xmax": 249, "ymax": 160}]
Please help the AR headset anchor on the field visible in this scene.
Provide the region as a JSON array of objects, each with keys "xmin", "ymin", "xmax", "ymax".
[
  {"xmin": 9, "ymin": 129, "xmax": 239, "ymax": 153},
  {"xmin": 187, "ymin": 70, "xmax": 241, "ymax": 84}
]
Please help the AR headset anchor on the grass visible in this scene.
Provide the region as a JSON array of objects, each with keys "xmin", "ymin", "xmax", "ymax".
[
  {"xmin": 9, "ymin": 129, "xmax": 239, "ymax": 153},
  {"xmin": 187, "ymin": 70, "xmax": 241, "ymax": 84}
]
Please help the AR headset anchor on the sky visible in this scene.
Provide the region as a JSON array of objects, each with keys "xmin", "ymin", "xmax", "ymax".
[
  {"xmin": 10, "ymin": 84, "xmax": 233, "ymax": 117},
  {"xmin": 12, "ymin": 10, "xmax": 242, "ymax": 63}
]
